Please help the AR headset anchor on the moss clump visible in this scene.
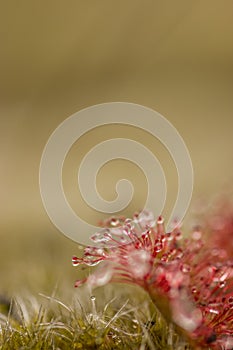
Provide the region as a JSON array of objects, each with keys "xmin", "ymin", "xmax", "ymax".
[{"xmin": 0, "ymin": 290, "xmax": 190, "ymax": 350}]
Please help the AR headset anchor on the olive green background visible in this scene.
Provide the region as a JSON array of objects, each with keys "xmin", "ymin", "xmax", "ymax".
[{"xmin": 0, "ymin": 1, "xmax": 232, "ymax": 294}]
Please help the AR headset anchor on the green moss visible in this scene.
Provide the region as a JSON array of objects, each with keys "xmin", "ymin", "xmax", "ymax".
[{"xmin": 0, "ymin": 290, "xmax": 191, "ymax": 350}]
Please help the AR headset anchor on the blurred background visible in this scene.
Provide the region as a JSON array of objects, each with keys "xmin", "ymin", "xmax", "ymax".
[{"xmin": 0, "ymin": 1, "xmax": 233, "ymax": 297}]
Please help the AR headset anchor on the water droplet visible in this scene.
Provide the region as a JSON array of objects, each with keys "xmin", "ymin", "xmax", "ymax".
[
  {"xmin": 169, "ymin": 248, "xmax": 177, "ymax": 256},
  {"xmin": 157, "ymin": 215, "xmax": 164, "ymax": 225},
  {"xmin": 219, "ymin": 281, "xmax": 226, "ymax": 288},
  {"xmin": 209, "ymin": 308, "xmax": 219, "ymax": 315},
  {"xmin": 125, "ymin": 218, "xmax": 134, "ymax": 228},
  {"xmin": 96, "ymin": 248, "xmax": 104, "ymax": 255},
  {"xmin": 90, "ymin": 295, "xmax": 96, "ymax": 301},
  {"xmin": 72, "ymin": 256, "xmax": 81, "ymax": 266},
  {"xmin": 103, "ymin": 231, "xmax": 112, "ymax": 240},
  {"xmin": 165, "ymin": 232, "xmax": 173, "ymax": 241},
  {"xmin": 181, "ymin": 264, "xmax": 191, "ymax": 273},
  {"xmin": 110, "ymin": 218, "xmax": 119, "ymax": 227},
  {"xmin": 220, "ymin": 272, "xmax": 228, "ymax": 282},
  {"xmin": 122, "ymin": 226, "xmax": 130, "ymax": 235},
  {"xmin": 91, "ymin": 230, "xmax": 112, "ymax": 243},
  {"xmin": 175, "ymin": 250, "xmax": 184, "ymax": 259},
  {"xmin": 154, "ymin": 242, "xmax": 163, "ymax": 253},
  {"xmin": 175, "ymin": 231, "xmax": 182, "ymax": 240},
  {"xmin": 191, "ymin": 286, "xmax": 197, "ymax": 294},
  {"xmin": 161, "ymin": 254, "xmax": 168, "ymax": 262}
]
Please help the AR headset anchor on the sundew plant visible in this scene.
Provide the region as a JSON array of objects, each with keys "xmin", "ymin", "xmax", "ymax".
[{"xmin": 73, "ymin": 204, "xmax": 233, "ymax": 350}]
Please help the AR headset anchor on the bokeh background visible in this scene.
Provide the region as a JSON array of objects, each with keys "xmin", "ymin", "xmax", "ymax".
[{"xmin": 0, "ymin": 1, "xmax": 233, "ymax": 297}]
